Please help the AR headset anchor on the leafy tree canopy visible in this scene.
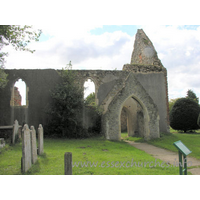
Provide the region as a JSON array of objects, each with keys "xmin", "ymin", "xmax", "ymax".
[
  {"xmin": 186, "ymin": 89, "xmax": 199, "ymax": 104},
  {"xmin": 85, "ymin": 92, "xmax": 95, "ymax": 106},
  {"xmin": 169, "ymin": 98, "xmax": 179, "ymax": 113},
  {"xmin": 0, "ymin": 25, "xmax": 42, "ymax": 88}
]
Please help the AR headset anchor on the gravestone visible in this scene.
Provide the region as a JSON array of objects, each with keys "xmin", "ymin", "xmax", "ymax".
[
  {"xmin": 21, "ymin": 124, "xmax": 32, "ymax": 173},
  {"xmin": 30, "ymin": 126, "xmax": 37, "ymax": 164},
  {"xmin": 0, "ymin": 138, "xmax": 5, "ymax": 149},
  {"xmin": 38, "ymin": 124, "xmax": 44, "ymax": 155},
  {"xmin": 12, "ymin": 120, "xmax": 19, "ymax": 144}
]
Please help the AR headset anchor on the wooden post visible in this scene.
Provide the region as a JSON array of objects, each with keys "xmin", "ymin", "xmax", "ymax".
[{"xmin": 64, "ymin": 152, "xmax": 72, "ymax": 175}]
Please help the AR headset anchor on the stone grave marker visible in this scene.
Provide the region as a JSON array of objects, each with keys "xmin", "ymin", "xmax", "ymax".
[
  {"xmin": 21, "ymin": 124, "xmax": 32, "ymax": 173},
  {"xmin": 38, "ymin": 124, "xmax": 44, "ymax": 155},
  {"xmin": 12, "ymin": 120, "xmax": 19, "ymax": 144},
  {"xmin": 30, "ymin": 126, "xmax": 37, "ymax": 164},
  {"xmin": 0, "ymin": 138, "xmax": 5, "ymax": 149}
]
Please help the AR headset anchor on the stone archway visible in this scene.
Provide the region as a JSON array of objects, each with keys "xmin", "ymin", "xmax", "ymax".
[
  {"xmin": 120, "ymin": 97, "xmax": 144, "ymax": 137},
  {"xmin": 101, "ymin": 72, "xmax": 160, "ymax": 141}
]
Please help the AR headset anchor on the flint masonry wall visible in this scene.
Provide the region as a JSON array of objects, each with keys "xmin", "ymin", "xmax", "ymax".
[
  {"xmin": 0, "ymin": 69, "xmax": 61, "ymax": 128},
  {"xmin": 0, "ymin": 68, "xmax": 169, "ymax": 134}
]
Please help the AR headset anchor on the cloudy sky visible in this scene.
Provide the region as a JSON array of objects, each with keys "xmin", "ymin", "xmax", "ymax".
[{"xmin": 4, "ymin": 25, "xmax": 200, "ymax": 101}]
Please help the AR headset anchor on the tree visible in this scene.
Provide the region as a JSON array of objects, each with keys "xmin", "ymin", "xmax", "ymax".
[
  {"xmin": 85, "ymin": 92, "xmax": 95, "ymax": 106},
  {"xmin": 169, "ymin": 98, "xmax": 179, "ymax": 113},
  {"xmin": 197, "ymin": 113, "xmax": 200, "ymax": 128},
  {"xmin": 0, "ymin": 69, "xmax": 8, "ymax": 88},
  {"xmin": 0, "ymin": 25, "xmax": 42, "ymax": 88},
  {"xmin": 170, "ymin": 98, "xmax": 200, "ymax": 132},
  {"xmin": 186, "ymin": 89, "xmax": 199, "ymax": 104},
  {"xmin": 46, "ymin": 67, "xmax": 89, "ymax": 138}
]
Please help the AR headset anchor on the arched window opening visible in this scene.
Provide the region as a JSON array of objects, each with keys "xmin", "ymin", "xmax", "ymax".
[
  {"xmin": 84, "ymin": 79, "xmax": 96, "ymax": 106},
  {"xmin": 11, "ymin": 79, "xmax": 27, "ymax": 106}
]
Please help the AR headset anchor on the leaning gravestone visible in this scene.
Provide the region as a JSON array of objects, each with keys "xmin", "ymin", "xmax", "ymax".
[
  {"xmin": 30, "ymin": 126, "xmax": 37, "ymax": 164},
  {"xmin": 12, "ymin": 120, "xmax": 19, "ymax": 144},
  {"xmin": 21, "ymin": 124, "xmax": 32, "ymax": 173},
  {"xmin": 38, "ymin": 124, "xmax": 44, "ymax": 155}
]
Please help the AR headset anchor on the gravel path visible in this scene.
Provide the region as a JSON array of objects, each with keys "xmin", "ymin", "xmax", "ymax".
[{"xmin": 126, "ymin": 140, "xmax": 200, "ymax": 175}]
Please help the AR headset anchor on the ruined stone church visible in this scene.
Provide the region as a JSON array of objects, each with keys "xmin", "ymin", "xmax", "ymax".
[{"xmin": 0, "ymin": 29, "xmax": 170, "ymax": 140}]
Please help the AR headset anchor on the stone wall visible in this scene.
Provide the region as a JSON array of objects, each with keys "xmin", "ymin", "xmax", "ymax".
[
  {"xmin": 0, "ymin": 67, "xmax": 169, "ymax": 138},
  {"xmin": 0, "ymin": 69, "xmax": 61, "ymax": 128}
]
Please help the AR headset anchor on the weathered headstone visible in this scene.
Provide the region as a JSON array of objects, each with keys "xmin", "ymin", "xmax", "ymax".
[
  {"xmin": 38, "ymin": 124, "xmax": 44, "ymax": 155},
  {"xmin": 12, "ymin": 120, "xmax": 19, "ymax": 144},
  {"xmin": 21, "ymin": 124, "xmax": 32, "ymax": 173},
  {"xmin": 64, "ymin": 152, "xmax": 72, "ymax": 175},
  {"xmin": 0, "ymin": 138, "xmax": 5, "ymax": 149},
  {"xmin": 30, "ymin": 126, "xmax": 37, "ymax": 164}
]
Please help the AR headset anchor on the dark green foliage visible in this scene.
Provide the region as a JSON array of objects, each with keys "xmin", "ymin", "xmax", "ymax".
[
  {"xmin": 0, "ymin": 25, "xmax": 42, "ymax": 88},
  {"xmin": 0, "ymin": 68, "xmax": 8, "ymax": 88},
  {"xmin": 84, "ymin": 93, "xmax": 102, "ymax": 135},
  {"xmin": 186, "ymin": 89, "xmax": 199, "ymax": 104},
  {"xmin": 197, "ymin": 113, "xmax": 200, "ymax": 128},
  {"xmin": 169, "ymin": 98, "xmax": 179, "ymax": 113},
  {"xmin": 85, "ymin": 92, "xmax": 95, "ymax": 106},
  {"xmin": 170, "ymin": 98, "xmax": 200, "ymax": 132},
  {"xmin": 46, "ymin": 68, "xmax": 97, "ymax": 138}
]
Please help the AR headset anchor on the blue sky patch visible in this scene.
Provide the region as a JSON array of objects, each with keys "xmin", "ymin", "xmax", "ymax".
[
  {"xmin": 39, "ymin": 33, "xmax": 54, "ymax": 42},
  {"xmin": 178, "ymin": 25, "xmax": 200, "ymax": 30},
  {"xmin": 90, "ymin": 25, "xmax": 139, "ymax": 36}
]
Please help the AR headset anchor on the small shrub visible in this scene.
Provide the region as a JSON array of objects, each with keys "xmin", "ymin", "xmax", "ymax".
[
  {"xmin": 170, "ymin": 98, "xmax": 200, "ymax": 133},
  {"xmin": 197, "ymin": 113, "xmax": 200, "ymax": 128}
]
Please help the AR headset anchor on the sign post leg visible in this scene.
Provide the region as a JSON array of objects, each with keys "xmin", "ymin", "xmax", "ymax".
[
  {"xmin": 184, "ymin": 155, "xmax": 187, "ymax": 175},
  {"xmin": 179, "ymin": 151, "xmax": 183, "ymax": 175}
]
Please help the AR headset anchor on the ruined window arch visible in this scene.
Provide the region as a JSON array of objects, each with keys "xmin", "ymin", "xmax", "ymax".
[
  {"xmin": 10, "ymin": 78, "xmax": 29, "ymax": 107},
  {"xmin": 84, "ymin": 78, "xmax": 98, "ymax": 105}
]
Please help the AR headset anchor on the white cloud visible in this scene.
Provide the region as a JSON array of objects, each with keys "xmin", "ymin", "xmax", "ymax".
[
  {"xmin": 4, "ymin": 27, "xmax": 132, "ymax": 70},
  {"xmin": 140, "ymin": 25, "xmax": 200, "ymax": 100},
  {"xmin": 3, "ymin": 25, "xmax": 200, "ymax": 100}
]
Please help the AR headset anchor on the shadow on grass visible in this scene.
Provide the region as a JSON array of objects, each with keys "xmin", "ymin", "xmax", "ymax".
[{"xmin": 22, "ymin": 153, "xmax": 49, "ymax": 175}]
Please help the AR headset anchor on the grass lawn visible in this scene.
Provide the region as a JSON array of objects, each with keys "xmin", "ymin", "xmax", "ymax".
[{"xmin": 0, "ymin": 135, "xmax": 179, "ymax": 175}]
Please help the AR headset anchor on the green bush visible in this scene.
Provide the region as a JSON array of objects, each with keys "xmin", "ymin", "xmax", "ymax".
[
  {"xmin": 45, "ymin": 69, "xmax": 90, "ymax": 138},
  {"xmin": 170, "ymin": 98, "xmax": 200, "ymax": 132},
  {"xmin": 197, "ymin": 113, "xmax": 200, "ymax": 128}
]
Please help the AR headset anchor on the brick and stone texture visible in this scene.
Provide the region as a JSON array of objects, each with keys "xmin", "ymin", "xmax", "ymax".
[
  {"xmin": 14, "ymin": 87, "xmax": 21, "ymax": 106},
  {"xmin": 130, "ymin": 29, "xmax": 163, "ymax": 66}
]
